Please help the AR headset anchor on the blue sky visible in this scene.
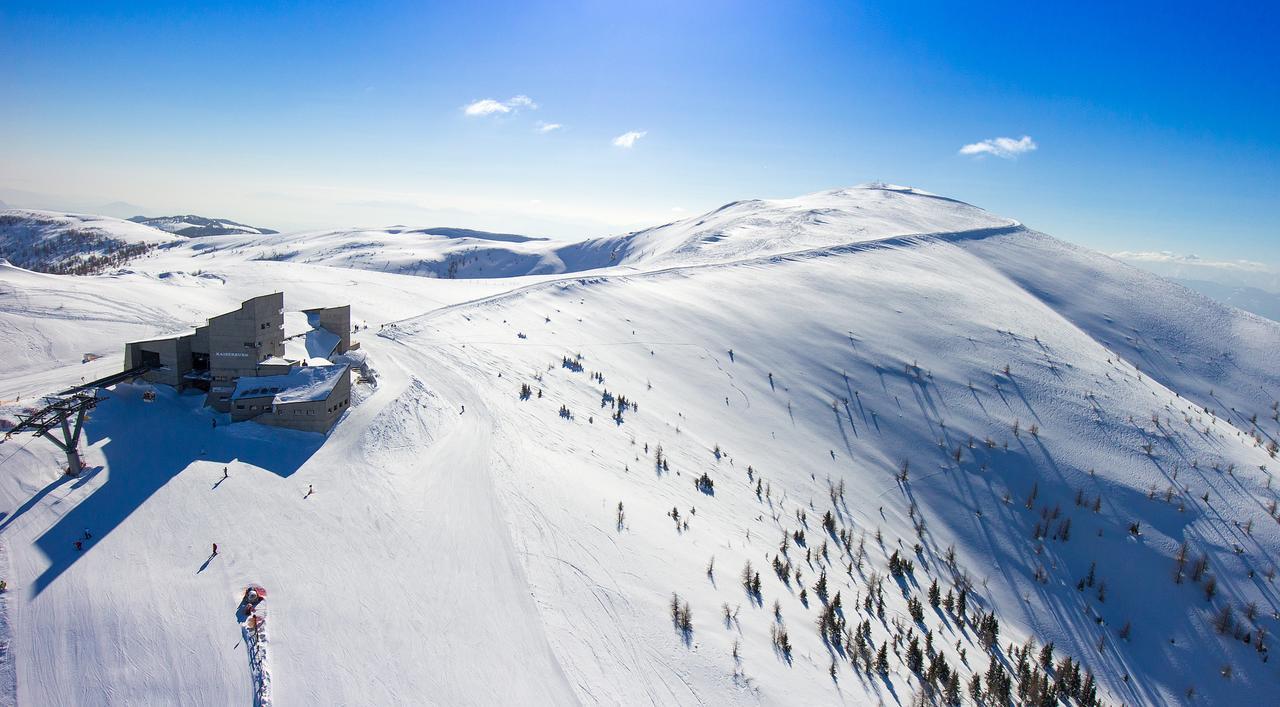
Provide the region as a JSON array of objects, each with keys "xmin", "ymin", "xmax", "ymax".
[{"xmin": 1, "ymin": 0, "xmax": 1276, "ymax": 267}]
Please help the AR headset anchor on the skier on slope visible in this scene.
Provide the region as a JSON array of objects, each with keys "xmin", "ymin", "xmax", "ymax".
[{"xmin": 212, "ymin": 543, "xmax": 219, "ymax": 556}]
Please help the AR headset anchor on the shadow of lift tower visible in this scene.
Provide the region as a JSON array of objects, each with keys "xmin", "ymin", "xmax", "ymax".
[{"xmin": 10, "ymin": 365, "xmax": 150, "ymax": 475}]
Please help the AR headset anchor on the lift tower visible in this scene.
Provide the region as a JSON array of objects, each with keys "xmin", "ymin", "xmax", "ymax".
[{"xmin": 11, "ymin": 392, "xmax": 102, "ymax": 475}]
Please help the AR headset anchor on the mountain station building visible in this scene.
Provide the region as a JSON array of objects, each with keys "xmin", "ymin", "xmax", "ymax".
[{"xmin": 123, "ymin": 292, "xmax": 357, "ymax": 433}]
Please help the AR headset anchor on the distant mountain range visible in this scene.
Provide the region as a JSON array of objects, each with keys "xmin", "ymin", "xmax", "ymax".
[
  {"xmin": 128, "ymin": 214, "xmax": 278, "ymax": 237},
  {"xmin": 1172, "ymin": 278, "xmax": 1280, "ymax": 322}
]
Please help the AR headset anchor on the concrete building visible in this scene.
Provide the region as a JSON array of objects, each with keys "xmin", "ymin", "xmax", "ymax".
[
  {"xmin": 205, "ymin": 293, "xmax": 286, "ymax": 410},
  {"xmin": 230, "ymin": 364, "xmax": 352, "ymax": 433},
  {"xmin": 123, "ymin": 292, "xmax": 355, "ymax": 433}
]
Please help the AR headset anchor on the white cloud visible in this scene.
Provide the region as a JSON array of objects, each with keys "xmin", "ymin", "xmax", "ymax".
[
  {"xmin": 612, "ymin": 130, "xmax": 647, "ymax": 148},
  {"xmin": 507, "ymin": 95, "xmax": 537, "ymax": 110},
  {"xmin": 535, "ymin": 121, "xmax": 563, "ymax": 133},
  {"xmin": 463, "ymin": 95, "xmax": 538, "ymax": 117},
  {"xmin": 463, "ymin": 99, "xmax": 510, "ymax": 116},
  {"xmin": 1111, "ymin": 251, "xmax": 1275, "ymax": 273},
  {"xmin": 1111, "ymin": 251, "xmax": 1280, "ymax": 294},
  {"xmin": 959, "ymin": 135, "xmax": 1037, "ymax": 159}
]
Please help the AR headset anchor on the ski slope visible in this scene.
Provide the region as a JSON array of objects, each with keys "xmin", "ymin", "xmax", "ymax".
[{"xmin": 0, "ymin": 185, "xmax": 1277, "ymax": 705}]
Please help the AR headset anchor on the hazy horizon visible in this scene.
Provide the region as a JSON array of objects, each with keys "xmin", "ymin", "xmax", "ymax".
[{"xmin": 3, "ymin": 1, "xmax": 1276, "ymax": 272}]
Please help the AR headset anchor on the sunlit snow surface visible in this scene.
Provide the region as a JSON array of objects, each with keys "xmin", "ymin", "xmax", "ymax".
[{"xmin": 0, "ymin": 185, "xmax": 1276, "ymax": 705}]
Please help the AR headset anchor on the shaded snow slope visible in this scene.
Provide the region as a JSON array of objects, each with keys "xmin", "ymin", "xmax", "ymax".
[
  {"xmin": 960, "ymin": 230, "xmax": 1279, "ymax": 443},
  {"xmin": 0, "ymin": 185, "xmax": 1276, "ymax": 705}
]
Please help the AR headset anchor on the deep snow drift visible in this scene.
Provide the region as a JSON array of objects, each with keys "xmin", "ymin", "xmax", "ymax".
[{"xmin": 0, "ymin": 185, "xmax": 1277, "ymax": 705}]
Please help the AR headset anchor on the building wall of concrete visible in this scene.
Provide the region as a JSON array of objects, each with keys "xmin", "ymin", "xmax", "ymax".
[
  {"xmin": 125, "ymin": 334, "xmax": 193, "ymax": 387},
  {"xmin": 232, "ymin": 367, "xmax": 352, "ymax": 433},
  {"xmin": 230, "ymin": 394, "xmax": 276, "ymax": 423},
  {"xmin": 254, "ymin": 362, "xmax": 293, "ymax": 377},
  {"xmin": 207, "ymin": 293, "xmax": 285, "ymax": 411},
  {"xmin": 191, "ymin": 326, "xmax": 210, "ymax": 354},
  {"xmin": 304, "ymin": 305, "xmax": 352, "ymax": 354}
]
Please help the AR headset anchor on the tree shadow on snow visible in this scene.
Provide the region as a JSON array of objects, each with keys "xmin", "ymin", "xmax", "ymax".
[{"xmin": 28, "ymin": 384, "xmax": 322, "ymax": 595}]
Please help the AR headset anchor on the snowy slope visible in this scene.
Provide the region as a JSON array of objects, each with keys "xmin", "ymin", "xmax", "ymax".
[
  {"xmin": 185, "ymin": 225, "xmax": 569, "ymax": 279},
  {"xmin": 128, "ymin": 214, "xmax": 280, "ymax": 237},
  {"xmin": 0, "ymin": 187, "xmax": 1276, "ymax": 706},
  {"xmin": 0, "ymin": 209, "xmax": 181, "ymax": 274},
  {"xmin": 559, "ymin": 184, "xmax": 1019, "ymax": 270},
  {"xmin": 1168, "ymin": 280, "xmax": 1280, "ymax": 323},
  {"xmin": 175, "ymin": 185, "xmax": 1017, "ymax": 280},
  {"xmin": 384, "ymin": 230, "xmax": 1278, "ymax": 706}
]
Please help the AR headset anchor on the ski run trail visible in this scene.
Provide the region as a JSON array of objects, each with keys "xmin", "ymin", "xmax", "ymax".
[{"xmin": 0, "ymin": 184, "xmax": 1277, "ymax": 705}]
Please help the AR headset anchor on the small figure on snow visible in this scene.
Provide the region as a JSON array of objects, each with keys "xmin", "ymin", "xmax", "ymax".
[
  {"xmin": 73, "ymin": 541, "xmax": 83, "ymax": 551},
  {"xmin": 460, "ymin": 404, "xmax": 465, "ymax": 414},
  {"xmin": 305, "ymin": 484, "xmax": 314, "ymax": 499},
  {"xmin": 222, "ymin": 466, "xmax": 229, "ymax": 481},
  {"xmin": 83, "ymin": 528, "xmax": 92, "ymax": 540},
  {"xmin": 212, "ymin": 543, "xmax": 219, "ymax": 556}
]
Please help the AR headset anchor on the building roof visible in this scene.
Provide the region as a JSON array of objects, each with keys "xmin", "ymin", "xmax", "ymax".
[
  {"xmin": 283, "ymin": 310, "xmax": 341, "ymax": 360},
  {"xmin": 126, "ymin": 330, "xmax": 197, "ymax": 345},
  {"xmin": 231, "ymin": 364, "xmax": 348, "ymax": 404}
]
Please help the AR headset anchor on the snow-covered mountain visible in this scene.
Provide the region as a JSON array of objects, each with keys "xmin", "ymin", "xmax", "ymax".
[
  {"xmin": 0, "ymin": 185, "xmax": 1276, "ymax": 705},
  {"xmin": 128, "ymin": 214, "xmax": 280, "ymax": 237},
  {"xmin": 0, "ymin": 209, "xmax": 181, "ymax": 275}
]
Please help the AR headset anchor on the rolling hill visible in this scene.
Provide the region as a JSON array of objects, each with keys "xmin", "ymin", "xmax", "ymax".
[{"xmin": 128, "ymin": 215, "xmax": 280, "ymax": 238}]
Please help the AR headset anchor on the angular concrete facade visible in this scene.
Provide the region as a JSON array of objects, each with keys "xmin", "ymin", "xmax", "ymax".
[
  {"xmin": 125, "ymin": 333, "xmax": 194, "ymax": 387},
  {"xmin": 207, "ymin": 293, "xmax": 285, "ymax": 411}
]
